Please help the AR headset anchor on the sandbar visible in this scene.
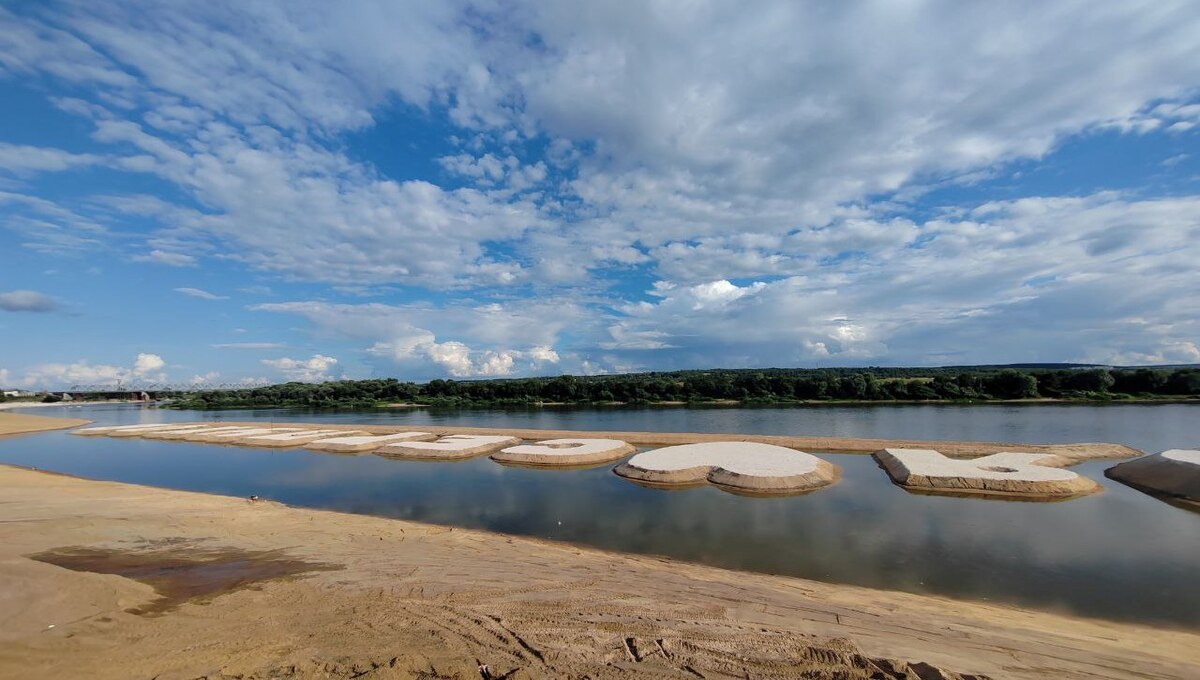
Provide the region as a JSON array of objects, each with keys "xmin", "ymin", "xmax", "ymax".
[
  {"xmin": 139, "ymin": 425, "xmax": 251, "ymax": 441},
  {"xmin": 70, "ymin": 423, "xmax": 180, "ymax": 436},
  {"xmin": 614, "ymin": 442, "xmax": 840, "ymax": 495},
  {"xmin": 0, "ymin": 413, "xmax": 90, "ymax": 437},
  {"xmin": 0, "ymin": 465, "xmax": 1195, "ymax": 679},
  {"xmin": 181, "ymin": 426, "xmax": 305, "ymax": 443},
  {"xmin": 304, "ymin": 432, "xmax": 438, "ymax": 453},
  {"xmin": 873, "ymin": 448, "xmax": 1102, "ymax": 499},
  {"xmin": 185, "ymin": 420, "xmax": 1141, "ymax": 463},
  {"xmin": 376, "ymin": 434, "xmax": 520, "ymax": 460},
  {"xmin": 491, "ymin": 438, "xmax": 636, "ymax": 466},
  {"xmin": 106, "ymin": 424, "xmax": 217, "ymax": 438},
  {"xmin": 231, "ymin": 429, "xmax": 368, "ymax": 448}
]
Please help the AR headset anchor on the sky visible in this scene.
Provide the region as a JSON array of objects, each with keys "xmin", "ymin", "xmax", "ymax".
[{"xmin": 1, "ymin": 1, "xmax": 1199, "ymax": 389}]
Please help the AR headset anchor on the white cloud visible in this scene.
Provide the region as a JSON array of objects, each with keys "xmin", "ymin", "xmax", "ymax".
[
  {"xmin": 0, "ymin": 142, "xmax": 102, "ymax": 174},
  {"xmin": 0, "ymin": 290, "xmax": 58, "ymax": 313},
  {"xmin": 174, "ymin": 287, "xmax": 228, "ymax": 300},
  {"xmin": 261, "ymin": 354, "xmax": 339, "ymax": 382},
  {"xmin": 1, "ymin": 3, "xmax": 1199, "ymax": 373},
  {"xmin": 132, "ymin": 353, "xmax": 165, "ymax": 375},
  {"xmin": 133, "ymin": 249, "xmax": 197, "ymax": 267},
  {"xmin": 14, "ymin": 353, "xmax": 170, "ymax": 389},
  {"xmin": 257, "ymin": 299, "xmax": 586, "ymax": 378},
  {"xmin": 190, "ymin": 371, "xmax": 220, "ymax": 385}
]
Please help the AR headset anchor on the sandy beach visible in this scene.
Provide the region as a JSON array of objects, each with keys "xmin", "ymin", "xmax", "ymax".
[
  {"xmin": 1, "ymin": 460, "xmax": 1197, "ymax": 679},
  {"xmin": 0, "ymin": 412, "xmax": 91, "ymax": 436}
]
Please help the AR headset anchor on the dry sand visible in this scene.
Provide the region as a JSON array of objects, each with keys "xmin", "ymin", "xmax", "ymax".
[
  {"xmin": 874, "ymin": 448, "xmax": 1102, "ymax": 499},
  {"xmin": 614, "ymin": 442, "xmax": 841, "ymax": 495},
  {"xmin": 0, "ymin": 412, "xmax": 90, "ymax": 437},
  {"xmin": 1, "ymin": 465, "xmax": 1197, "ymax": 679},
  {"xmin": 200, "ymin": 420, "xmax": 1139, "ymax": 463}
]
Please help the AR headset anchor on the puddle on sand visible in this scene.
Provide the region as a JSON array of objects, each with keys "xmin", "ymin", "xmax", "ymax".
[{"xmin": 29, "ymin": 544, "xmax": 341, "ymax": 615}]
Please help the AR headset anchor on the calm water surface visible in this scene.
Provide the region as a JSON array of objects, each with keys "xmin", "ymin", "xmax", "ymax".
[{"xmin": 2, "ymin": 402, "xmax": 1197, "ymax": 628}]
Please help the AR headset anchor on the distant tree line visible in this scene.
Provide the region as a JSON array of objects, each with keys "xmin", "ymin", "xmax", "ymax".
[{"xmin": 164, "ymin": 366, "xmax": 1200, "ymax": 409}]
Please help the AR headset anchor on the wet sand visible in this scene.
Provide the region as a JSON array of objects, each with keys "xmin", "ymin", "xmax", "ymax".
[
  {"xmin": 1, "ymin": 464, "xmax": 1196, "ymax": 679},
  {"xmin": 204, "ymin": 420, "xmax": 1142, "ymax": 463},
  {"xmin": 0, "ymin": 413, "xmax": 91, "ymax": 436}
]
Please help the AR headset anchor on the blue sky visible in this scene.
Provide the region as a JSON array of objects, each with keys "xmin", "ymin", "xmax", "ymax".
[{"xmin": 1, "ymin": 1, "xmax": 1199, "ymax": 389}]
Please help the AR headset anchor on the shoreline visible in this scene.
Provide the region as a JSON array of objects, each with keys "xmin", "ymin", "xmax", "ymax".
[
  {"xmin": 1, "ymin": 464, "xmax": 1196, "ymax": 678},
  {"xmin": 0, "ymin": 400, "xmax": 139, "ymax": 412},
  {"xmin": 182, "ymin": 395, "xmax": 1200, "ymax": 410}
]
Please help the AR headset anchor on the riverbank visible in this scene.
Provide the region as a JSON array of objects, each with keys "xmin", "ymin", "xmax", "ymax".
[
  {"xmin": 176, "ymin": 395, "xmax": 1200, "ymax": 411},
  {"xmin": 0, "ymin": 413, "xmax": 91, "ymax": 436},
  {"xmin": 0, "ymin": 465, "xmax": 1195, "ymax": 679},
  {"xmin": 0, "ymin": 400, "xmax": 136, "ymax": 412},
  {"xmin": 195, "ymin": 420, "xmax": 1142, "ymax": 462}
]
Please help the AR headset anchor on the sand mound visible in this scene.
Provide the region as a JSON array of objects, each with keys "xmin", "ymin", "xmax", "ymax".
[
  {"xmin": 376, "ymin": 434, "xmax": 521, "ymax": 460},
  {"xmin": 232, "ymin": 430, "xmax": 368, "ymax": 448},
  {"xmin": 183, "ymin": 427, "xmax": 304, "ymax": 443},
  {"xmin": 1106, "ymin": 449, "xmax": 1200, "ymax": 505},
  {"xmin": 614, "ymin": 442, "xmax": 840, "ymax": 495},
  {"xmin": 874, "ymin": 448, "xmax": 1101, "ymax": 499},
  {"xmin": 304, "ymin": 432, "xmax": 438, "ymax": 453},
  {"xmin": 491, "ymin": 438, "xmax": 636, "ymax": 466},
  {"xmin": 140, "ymin": 425, "xmax": 249, "ymax": 441},
  {"xmin": 71, "ymin": 423, "xmax": 180, "ymax": 437}
]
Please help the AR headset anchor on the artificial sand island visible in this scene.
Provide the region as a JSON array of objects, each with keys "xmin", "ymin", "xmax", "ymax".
[
  {"xmin": 304, "ymin": 432, "xmax": 439, "ymax": 453},
  {"xmin": 873, "ymin": 448, "xmax": 1103, "ymax": 499},
  {"xmin": 68, "ymin": 420, "xmax": 1147, "ymax": 500},
  {"xmin": 234, "ymin": 429, "xmax": 369, "ymax": 447},
  {"xmin": 491, "ymin": 437, "xmax": 637, "ymax": 466},
  {"xmin": 614, "ymin": 442, "xmax": 841, "ymax": 495},
  {"xmin": 376, "ymin": 434, "xmax": 522, "ymax": 459},
  {"xmin": 1, "ymin": 462, "xmax": 1197, "ymax": 679},
  {"xmin": 185, "ymin": 426, "xmax": 305, "ymax": 443},
  {"xmin": 1106, "ymin": 449, "xmax": 1200, "ymax": 506}
]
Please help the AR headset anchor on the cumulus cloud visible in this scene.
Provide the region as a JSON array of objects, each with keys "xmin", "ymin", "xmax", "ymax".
[
  {"xmin": 1, "ymin": 2, "xmax": 1199, "ymax": 374},
  {"xmin": 13, "ymin": 353, "xmax": 169, "ymax": 389},
  {"xmin": 174, "ymin": 287, "xmax": 228, "ymax": 300},
  {"xmin": 261, "ymin": 354, "xmax": 339, "ymax": 382},
  {"xmin": 0, "ymin": 290, "xmax": 58, "ymax": 313},
  {"xmin": 132, "ymin": 352, "xmax": 165, "ymax": 375}
]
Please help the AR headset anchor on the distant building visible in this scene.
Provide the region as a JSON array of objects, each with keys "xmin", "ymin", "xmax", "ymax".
[
  {"xmin": 2, "ymin": 389, "xmax": 34, "ymax": 398},
  {"xmin": 60, "ymin": 392, "xmax": 75, "ymax": 401}
]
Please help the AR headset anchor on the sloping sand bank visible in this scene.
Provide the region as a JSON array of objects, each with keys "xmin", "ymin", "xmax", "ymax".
[
  {"xmin": 0, "ymin": 413, "xmax": 90, "ymax": 437},
  {"xmin": 1, "ymin": 466, "xmax": 1195, "ymax": 679},
  {"xmin": 206, "ymin": 420, "xmax": 1141, "ymax": 463}
]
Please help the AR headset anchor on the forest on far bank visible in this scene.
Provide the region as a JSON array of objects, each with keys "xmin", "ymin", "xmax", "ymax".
[{"xmin": 163, "ymin": 365, "xmax": 1200, "ymax": 410}]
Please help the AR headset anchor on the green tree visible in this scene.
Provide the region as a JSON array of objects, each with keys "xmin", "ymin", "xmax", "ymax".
[{"xmin": 984, "ymin": 370, "xmax": 1039, "ymax": 399}]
